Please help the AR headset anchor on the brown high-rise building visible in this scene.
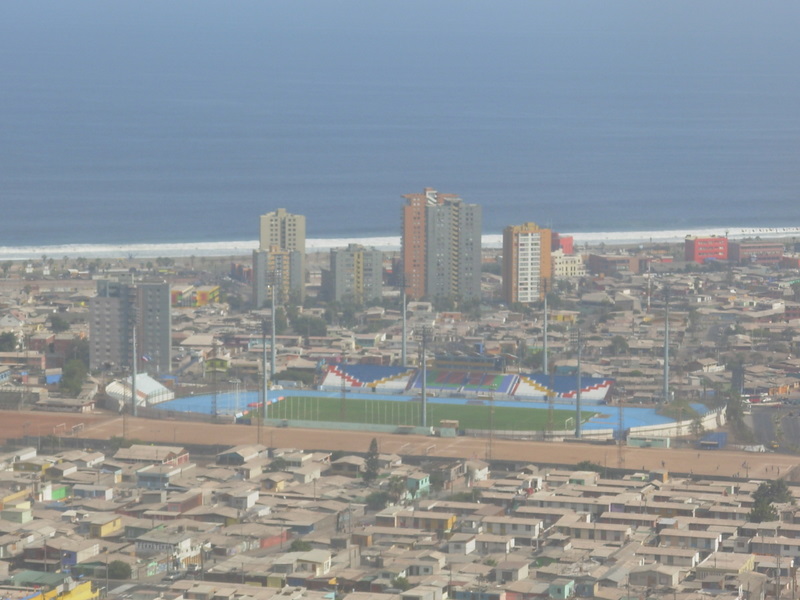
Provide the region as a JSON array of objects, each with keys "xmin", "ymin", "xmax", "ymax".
[
  {"xmin": 401, "ymin": 188, "xmax": 482, "ymax": 301},
  {"xmin": 502, "ymin": 223, "xmax": 552, "ymax": 304}
]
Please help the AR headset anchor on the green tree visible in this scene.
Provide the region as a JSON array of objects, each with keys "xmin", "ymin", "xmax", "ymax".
[
  {"xmin": 753, "ymin": 479, "xmax": 793, "ymax": 505},
  {"xmin": 274, "ymin": 307, "xmax": 288, "ymax": 335},
  {"xmin": 385, "ymin": 475, "xmax": 406, "ymax": 505},
  {"xmin": 70, "ymin": 338, "xmax": 90, "ymax": 367},
  {"xmin": 749, "ymin": 479, "xmax": 794, "ymax": 523},
  {"xmin": 107, "ymin": 560, "xmax": 132, "ymax": 580},
  {"xmin": 292, "ymin": 315, "xmax": 327, "ymax": 337},
  {"xmin": 391, "ymin": 577, "xmax": 411, "ymax": 591},
  {"xmin": 364, "ymin": 437, "xmax": 380, "ymax": 484},
  {"xmin": 365, "ymin": 491, "xmax": 390, "ymax": 511},
  {"xmin": 289, "ymin": 539, "xmax": 312, "ymax": 552},
  {"xmin": 749, "ymin": 501, "xmax": 778, "ymax": 523},
  {"xmin": 60, "ymin": 358, "xmax": 87, "ymax": 397},
  {"xmin": 576, "ymin": 460, "xmax": 604, "ymax": 474},
  {"xmin": 49, "ymin": 314, "xmax": 70, "ymax": 333},
  {"xmin": 267, "ymin": 457, "xmax": 288, "ymax": 472},
  {"xmin": 0, "ymin": 332, "xmax": 17, "ymax": 351},
  {"xmin": 1, "ymin": 261, "xmax": 12, "ymax": 279},
  {"xmin": 607, "ymin": 335, "xmax": 629, "ymax": 356}
]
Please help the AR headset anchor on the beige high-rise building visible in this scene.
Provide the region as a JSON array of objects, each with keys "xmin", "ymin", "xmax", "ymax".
[
  {"xmin": 259, "ymin": 208, "xmax": 306, "ymax": 253},
  {"xmin": 257, "ymin": 209, "xmax": 306, "ymax": 301},
  {"xmin": 502, "ymin": 222, "xmax": 552, "ymax": 304}
]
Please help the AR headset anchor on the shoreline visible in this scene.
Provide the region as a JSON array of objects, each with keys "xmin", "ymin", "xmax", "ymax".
[{"xmin": 0, "ymin": 225, "xmax": 799, "ymax": 261}]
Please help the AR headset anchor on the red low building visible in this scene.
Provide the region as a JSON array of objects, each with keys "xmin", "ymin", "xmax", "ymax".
[
  {"xmin": 684, "ymin": 235, "xmax": 728, "ymax": 264},
  {"xmin": 729, "ymin": 241, "xmax": 783, "ymax": 265}
]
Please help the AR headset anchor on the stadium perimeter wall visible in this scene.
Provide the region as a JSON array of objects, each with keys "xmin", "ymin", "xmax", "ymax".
[
  {"xmin": 264, "ymin": 418, "xmax": 434, "ymax": 436},
  {"xmin": 627, "ymin": 408, "xmax": 725, "ymax": 439}
]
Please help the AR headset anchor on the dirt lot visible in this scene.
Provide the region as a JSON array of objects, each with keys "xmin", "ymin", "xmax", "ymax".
[{"xmin": 0, "ymin": 409, "xmax": 795, "ymax": 480}]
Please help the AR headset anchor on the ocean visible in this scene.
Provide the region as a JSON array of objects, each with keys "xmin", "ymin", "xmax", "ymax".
[{"xmin": 1, "ymin": 2, "xmax": 799, "ymax": 260}]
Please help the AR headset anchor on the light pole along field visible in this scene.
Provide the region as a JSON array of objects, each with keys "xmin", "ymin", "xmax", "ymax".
[{"xmin": 264, "ymin": 395, "xmax": 580, "ymax": 431}]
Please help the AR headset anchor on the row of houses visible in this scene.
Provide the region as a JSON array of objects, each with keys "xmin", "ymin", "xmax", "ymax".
[{"xmin": 0, "ymin": 436, "xmax": 797, "ymax": 599}]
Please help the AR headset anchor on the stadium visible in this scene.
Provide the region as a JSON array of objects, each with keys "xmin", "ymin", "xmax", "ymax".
[{"xmin": 317, "ymin": 363, "xmax": 615, "ymax": 405}]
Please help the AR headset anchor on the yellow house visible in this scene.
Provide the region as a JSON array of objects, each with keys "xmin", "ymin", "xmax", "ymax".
[
  {"xmin": 395, "ymin": 510, "xmax": 457, "ymax": 535},
  {"xmin": 86, "ymin": 514, "xmax": 123, "ymax": 538},
  {"xmin": 0, "ymin": 484, "xmax": 33, "ymax": 510},
  {"xmin": 13, "ymin": 458, "xmax": 54, "ymax": 477},
  {"xmin": 7, "ymin": 575, "xmax": 98, "ymax": 600}
]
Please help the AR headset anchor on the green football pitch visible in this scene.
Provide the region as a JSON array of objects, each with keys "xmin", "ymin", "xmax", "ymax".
[{"xmin": 265, "ymin": 396, "xmax": 580, "ymax": 431}]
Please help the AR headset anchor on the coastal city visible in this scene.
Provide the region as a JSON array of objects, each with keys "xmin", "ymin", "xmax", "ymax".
[{"xmin": 1, "ymin": 189, "xmax": 800, "ymax": 600}]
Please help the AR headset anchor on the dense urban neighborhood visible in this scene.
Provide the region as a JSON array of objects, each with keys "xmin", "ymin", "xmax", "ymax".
[{"xmin": 2, "ymin": 209, "xmax": 800, "ymax": 599}]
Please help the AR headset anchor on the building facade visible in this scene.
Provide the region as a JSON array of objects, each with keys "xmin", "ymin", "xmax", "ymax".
[
  {"xmin": 253, "ymin": 247, "xmax": 304, "ymax": 308},
  {"xmin": 502, "ymin": 223, "xmax": 552, "ymax": 304},
  {"xmin": 89, "ymin": 280, "xmax": 171, "ymax": 375},
  {"xmin": 551, "ymin": 248, "xmax": 586, "ymax": 279},
  {"xmin": 259, "ymin": 208, "xmax": 306, "ymax": 253},
  {"xmin": 326, "ymin": 244, "xmax": 383, "ymax": 304},
  {"xmin": 258, "ymin": 208, "xmax": 305, "ymax": 296},
  {"xmin": 729, "ymin": 241, "xmax": 784, "ymax": 265},
  {"xmin": 684, "ymin": 235, "xmax": 729, "ymax": 264},
  {"xmin": 401, "ymin": 188, "xmax": 482, "ymax": 301}
]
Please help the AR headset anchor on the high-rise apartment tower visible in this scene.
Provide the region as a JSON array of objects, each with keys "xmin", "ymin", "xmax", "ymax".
[
  {"xmin": 401, "ymin": 188, "xmax": 482, "ymax": 301},
  {"xmin": 325, "ymin": 243, "xmax": 383, "ymax": 304},
  {"xmin": 502, "ymin": 223, "xmax": 552, "ymax": 304},
  {"xmin": 89, "ymin": 280, "xmax": 171, "ymax": 374},
  {"xmin": 255, "ymin": 208, "xmax": 306, "ymax": 303}
]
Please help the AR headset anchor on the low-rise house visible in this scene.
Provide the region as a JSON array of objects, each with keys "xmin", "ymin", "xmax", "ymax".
[
  {"xmin": 481, "ymin": 516, "xmax": 543, "ymax": 545},
  {"xmin": 492, "ymin": 560, "xmax": 529, "ymax": 583},
  {"xmin": 136, "ymin": 463, "xmax": 195, "ymax": 489},
  {"xmin": 135, "ymin": 529, "xmax": 197, "ymax": 565},
  {"xmin": 114, "ymin": 444, "xmax": 190, "ymax": 467},
  {"xmin": 406, "ymin": 472, "xmax": 431, "ymax": 499},
  {"xmin": 556, "ymin": 521, "xmax": 631, "ymax": 545},
  {"xmin": 72, "ymin": 484, "xmax": 113, "ymax": 501},
  {"xmin": 636, "ymin": 546, "xmax": 701, "ymax": 567},
  {"xmin": 695, "ymin": 552, "xmax": 756, "ymax": 580},
  {"xmin": 659, "ymin": 528, "xmax": 721, "ymax": 555},
  {"xmin": 628, "ymin": 563, "xmax": 682, "ymax": 588},
  {"xmin": 216, "ymin": 445, "xmax": 268, "ymax": 466},
  {"xmin": 475, "ymin": 533, "xmax": 514, "ymax": 555},
  {"xmin": 394, "ymin": 510, "xmax": 457, "ymax": 536},
  {"xmin": 751, "ymin": 535, "xmax": 800, "ymax": 559},
  {"xmin": 330, "ymin": 456, "xmax": 365, "ymax": 478},
  {"xmin": 446, "ymin": 533, "xmax": 477, "ymax": 555},
  {"xmin": 84, "ymin": 513, "xmax": 123, "ymax": 538}
]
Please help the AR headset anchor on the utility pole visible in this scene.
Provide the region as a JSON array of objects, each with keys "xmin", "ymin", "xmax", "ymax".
[
  {"xmin": 340, "ymin": 365, "xmax": 347, "ymax": 421},
  {"xmin": 401, "ymin": 275, "xmax": 407, "ymax": 367},
  {"xmin": 542, "ymin": 278, "xmax": 548, "ymax": 375},
  {"xmin": 617, "ymin": 395, "xmax": 625, "ymax": 468},
  {"xmin": 576, "ymin": 330, "xmax": 582, "ymax": 439},
  {"xmin": 270, "ymin": 283, "xmax": 277, "ymax": 382},
  {"xmin": 664, "ymin": 285, "xmax": 670, "ymax": 403},
  {"xmin": 262, "ymin": 317, "xmax": 269, "ymax": 423},
  {"xmin": 131, "ymin": 316, "xmax": 138, "ymax": 418},
  {"xmin": 421, "ymin": 327, "xmax": 429, "ymax": 428}
]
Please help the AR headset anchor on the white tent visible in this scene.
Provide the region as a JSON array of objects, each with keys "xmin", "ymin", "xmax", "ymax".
[{"xmin": 105, "ymin": 373, "xmax": 174, "ymax": 409}]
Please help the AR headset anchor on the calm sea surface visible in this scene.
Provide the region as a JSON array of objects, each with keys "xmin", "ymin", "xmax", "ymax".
[{"xmin": 1, "ymin": 1, "xmax": 799, "ymax": 255}]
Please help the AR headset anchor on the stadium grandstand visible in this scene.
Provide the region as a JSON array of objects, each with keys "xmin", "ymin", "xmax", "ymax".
[{"xmin": 318, "ymin": 364, "xmax": 613, "ymax": 405}]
